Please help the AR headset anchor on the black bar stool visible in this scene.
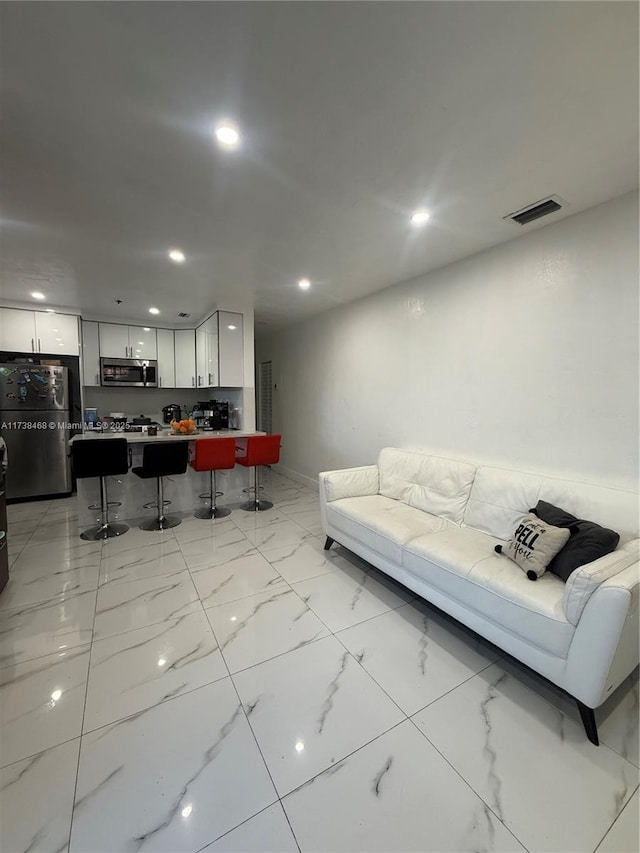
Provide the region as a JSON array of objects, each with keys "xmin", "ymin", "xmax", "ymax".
[
  {"xmin": 132, "ymin": 442, "xmax": 189, "ymax": 531},
  {"xmin": 71, "ymin": 438, "xmax": 130, "ymax": 540}
]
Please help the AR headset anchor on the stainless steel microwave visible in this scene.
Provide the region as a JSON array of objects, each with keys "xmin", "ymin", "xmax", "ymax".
[{"xmin": 100, "ymin": 358, "xmax": 158, "ymax": 388}]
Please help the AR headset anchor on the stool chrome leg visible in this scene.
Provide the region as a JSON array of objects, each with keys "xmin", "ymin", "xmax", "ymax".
[
  {"xmin": 241, "ymin": 466, "xmax": 274, "ymax": 512},
  {"xmin": 140, "ymin": 476, "xmax": 182, "ymax": 531},
  {"xmin": 81, "ymin": 476, "xmax": 129, "ymax": 540},
  {"xmin": 195, "ymin": 470, "xmax": 231, "ymax": 520}
]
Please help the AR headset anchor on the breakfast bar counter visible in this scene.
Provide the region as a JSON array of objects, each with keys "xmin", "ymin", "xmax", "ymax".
[
  {"xmin": 73, "ymin": 429, "xmax": 268, "ymax": 529},
  {"xmin": 70, "ymin": 428, "xmax": 263, "ymax": 444}
]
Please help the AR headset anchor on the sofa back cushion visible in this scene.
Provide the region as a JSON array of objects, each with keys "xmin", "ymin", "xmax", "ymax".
[
  {"xmin": 377, "ymin": 448, "xmax": 476, "ymax": 525},
  {"xmin": 464, "ymin": 466, "xmax": 639, "ymax": 544}
]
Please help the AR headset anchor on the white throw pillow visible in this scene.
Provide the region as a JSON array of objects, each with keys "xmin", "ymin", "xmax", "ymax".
[{"xmin": 496, "ymin": 513, "xmax": 571, "ymax": 580}]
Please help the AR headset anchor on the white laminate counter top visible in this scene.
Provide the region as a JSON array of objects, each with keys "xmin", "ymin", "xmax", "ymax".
[{"xmin": 70, "ymin": 429, "xmax": 264, "ymax": 444}]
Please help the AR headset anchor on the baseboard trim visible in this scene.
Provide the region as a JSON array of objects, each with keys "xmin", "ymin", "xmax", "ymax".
[{"xmin": 275, "ymin": 464, "xmax": 319, "ymax": 492}]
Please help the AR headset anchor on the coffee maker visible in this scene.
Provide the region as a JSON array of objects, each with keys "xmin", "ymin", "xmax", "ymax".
[
  {"xmin": 162, "ymin": 404, "xmax": 181, "ymax": 424},
  {"xmin": 194, "ymin": 400, "xmax": 229, "ymax": 430}
]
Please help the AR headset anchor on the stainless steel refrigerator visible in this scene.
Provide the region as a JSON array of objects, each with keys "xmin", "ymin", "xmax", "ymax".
[{"xmin": 0, "ymin": 364, "xmax": 72, "ymax": 500}]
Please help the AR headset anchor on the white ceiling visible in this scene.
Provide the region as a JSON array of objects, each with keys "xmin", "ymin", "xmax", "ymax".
[{"xmin": 0, "ymin": 2, "xmax": 638, "ymax": 330}]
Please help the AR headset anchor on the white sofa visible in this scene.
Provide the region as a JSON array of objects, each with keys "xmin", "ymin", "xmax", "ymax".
[{"xmin": 319, "ymin": 448, "xmax": 639, "ymax": 744}]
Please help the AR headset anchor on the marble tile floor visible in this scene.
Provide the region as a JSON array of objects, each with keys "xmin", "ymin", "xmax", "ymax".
[{"xmin": 0, "ymin": 469, "xmax": 638, "ymax": 852}]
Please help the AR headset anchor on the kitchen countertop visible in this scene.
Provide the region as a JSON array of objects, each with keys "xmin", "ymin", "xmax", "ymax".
[{"xmin": 70, "ymin": 428, "xmax": 264, "ymax": 444}]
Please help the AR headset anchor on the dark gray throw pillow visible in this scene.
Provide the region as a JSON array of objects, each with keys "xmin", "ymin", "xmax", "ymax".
[{"xmin": 530, "ymin": 500, "xmax": 620, "ymax": 582}]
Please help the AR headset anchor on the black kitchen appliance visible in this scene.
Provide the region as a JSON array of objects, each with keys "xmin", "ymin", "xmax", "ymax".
[
  {"xmin": 162, "ymin": 404, "xmax": 181, "ymax": 424},
  {"xmin": 203, "ymin": 401, "xmax": 229, "ymax": 431}
]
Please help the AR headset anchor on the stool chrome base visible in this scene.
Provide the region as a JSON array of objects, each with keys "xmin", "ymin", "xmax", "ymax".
[
  {"xmin": 240, "ymin": 498, "xmax": 274, "ymax": 512},
  {"xmin": 140, "ymin": 476, "xmax": 183, "ymax": 531},
  {"xmin": 195, "ymin": 470, "xmax": 231, "ymax": 520},
  {"xmin": 82, "ymin": 477, "xmax": 129, "ymax": 541},
  {"xmin": 81, "ymin": 521, "xmax": 129, "ymax": 541},
  {"xmin": 240, "ymin": 466, "xmax": 274, "ymax": 512},
  {"xmin": 140, "ymin": 515, "xmax": 182, "ymax": 531},
  {"xmin": 195, "ymin": 505, "xmax": 231, "ymax": 520}
]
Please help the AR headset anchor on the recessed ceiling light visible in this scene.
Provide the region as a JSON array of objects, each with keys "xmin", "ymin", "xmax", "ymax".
[
  {"xmin": 31, "ymin": 291, "xmax": 45, "ymax": 300},
  {"xmin": 410, "ymin": 209, "xmax": 430, "ymax": 226},
  {"xmin": 168, "ymin": 249, "xmax": 185, "ymax": 264},
  {"xmin": 298, "ymin": 278, "xmax": 311, "ymax": 290},
  {"xmin": 149, "ymin": 307, "xmax": 160, "ymax": 315},
  {"xmin": 227, "ymin": 325, "xmax": 237, "ymax": 330},
  {"xmin": 215, "ymin": 121, "xmax": 241, "ymax": 149}
]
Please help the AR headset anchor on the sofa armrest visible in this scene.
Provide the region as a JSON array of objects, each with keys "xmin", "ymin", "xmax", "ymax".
[
  {"xmin": 564, "ymin": 561, "xmax": 639, "ymax": 706},
  {"xmin": 319, "ymin": 466, "xmax": 379, "ymax": 503},
  {"xmin": 563, "ymin": 539, "xmax": 640, "ymax": 625}
]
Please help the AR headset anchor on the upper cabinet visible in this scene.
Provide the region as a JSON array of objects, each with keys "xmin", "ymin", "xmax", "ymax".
[
  {"xmin": 157, "ymin": 328, "xmax": 176, "ymax": 388},
  {"xmin": 0, "ymin": 308, "xmax": 79, "ymax": 355},
  {"xmin": 73, "ymin": 312, "xmax": 241, "ymax": 389},
  {"xmin": 81, "ymin": 321, "xmax": 100, "ymax": 386},
  {"xmin": 196, "ymin": 314, "xmax": 219, "ymax": 388},
  {"xmin": 174, "ymin": 329, "xmax": 196, "ymax": 388},
  {"xmin": 218, "ymin": 311, "xmax": 243, "ymax": 387},
  {"xmin": 35, "ymin": 312, "xmax": 80, "ymax": 354},
  {"xmin": 98, "ymin": 324, "xmax": 157, "ymax": 359},
  {"xmin": 195, "ymin": 311, "xmax": 243, "ymax": 388}
]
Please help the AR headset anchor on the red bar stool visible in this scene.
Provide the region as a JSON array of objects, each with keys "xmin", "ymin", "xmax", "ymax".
[
  {"xmin": 189, "ymin": 438, "xmax": 236, "ymax": 519},
  {"xmin": 236, "ymin": 434, "xmax": 281, "ymax": 511}
]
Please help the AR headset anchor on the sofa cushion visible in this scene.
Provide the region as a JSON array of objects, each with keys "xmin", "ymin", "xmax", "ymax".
[
  {"xmin": 403, "ymin": 527, "xmax": 500, "ymax": 579},
  {"xmin": 326, "ymin": 494, "xmax": 453, "ymax": 564},
  {"xmin": 464, "ymin": 465, "xmax": 639, "ymax": 544},
  {"xmin": 403, "ymin": 528, "xmax": 574, "ymax": 658},
  {"xmin": 463, "ymin": 467, "xmax": 542, "ymax": 540},
  {"xmin": 377, "ymin": 448, "xmax": 476, "ymax": 525},
  {"xmin": 531, "ymin": 500, "xmax": 620, "ymax": 582}
]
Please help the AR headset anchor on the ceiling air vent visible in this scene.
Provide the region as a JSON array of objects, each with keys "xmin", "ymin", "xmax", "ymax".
[
  {"xmin": 505, "ymin": 195, "xmax": 565, "ymax": 226},
  {"xmin": 177, "ymin": 312, "xmax": 191, "ymax": 318}
]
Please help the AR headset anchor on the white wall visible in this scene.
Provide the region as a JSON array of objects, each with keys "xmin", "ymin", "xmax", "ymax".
[{"xmin": 256, "ymin": 191, "xmax": 639, "ymax": 490}]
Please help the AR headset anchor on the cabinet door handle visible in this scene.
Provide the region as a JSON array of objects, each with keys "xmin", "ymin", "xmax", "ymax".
[
  {"xmin": 95, "ymin": 373, "xmax": 99, "ymax": 385},
  {"xmin": 192, "ymin": 376, "xmax": 195, "ymax": 386},
  {"xmin": 31, "ymin": 338, "xmax": 35, "ymax": 352},
  {"xmin": 159, "ymin": 377, "xmax": 162, "ymax": 387},
  {"xmin": 208, "ymin": 373, "xmax": 212, "ymax": 385},
  {"xmin": 38, "ymin": 338, "xmax": 41, "ymax": 352}
]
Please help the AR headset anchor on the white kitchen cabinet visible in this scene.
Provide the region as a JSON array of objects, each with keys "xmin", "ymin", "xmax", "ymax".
[
  {"xmin": 194, "ymin": 312, "xmax": 242, "ymax": 389},
  {"xmin": 0, "ymin": 308, "xmax": 79, "ymax": 355},
  {"xmin": 98, "ymin": 324, "xmax": 130, "ymax": 358},
  {"xmin": 195, "ymin": 324, "xmax": 207, "ymax": 388},
  {"xmin": 129, "ymin": 326, "xmax": 157, "ymax": 360},
  {"xmin": 196, "ymin": 315, "xmax": 219, "ymax": 388},
  {"xmin": 218, "ymin": 311, "xmax": 243, "ymax": 386},
  {"xmin": 0, "ymin": 308, "xmax": 38, "ymax": 352},
  {"xmin": 98, "ymin": 324, "xmax": 157, "ymax": 359},
  {"xmin": 34, "ymin": 312, "xmax": 79, "ymax": 355},
  {"xmin": 81, "ymin": 320, "xmax": 100, "ymax": 386},
  {"xmin": 204, "ymin": 315, "xmax": 219, "ymax": 388},
  {"xmin": 174, "ymin": 329, "xmax": 196, "ymax": 388},
  {"xmin": 157, "ymin": 328, "xmax": 175, "ymax": 388}
]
